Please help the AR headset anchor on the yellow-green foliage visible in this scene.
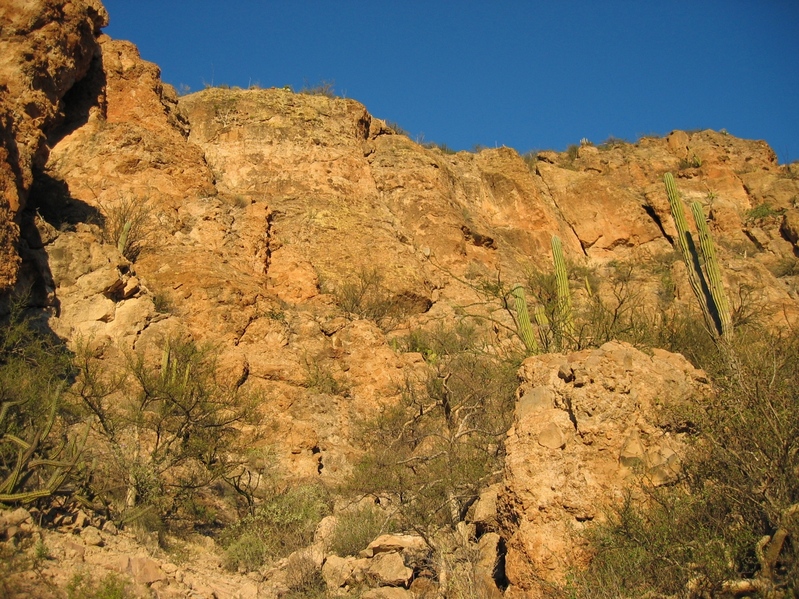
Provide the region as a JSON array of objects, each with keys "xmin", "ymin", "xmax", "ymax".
[
  {"xmin": 564, "ymin": 330, "xmax": 799, "ymax": 597},
  {"xmin": 222, "ymin": 484, "xmax": 331, "ymax": 572},
  {"xmin": 0, "ymin": 302, "xmax": 81, "ymax": 504}
]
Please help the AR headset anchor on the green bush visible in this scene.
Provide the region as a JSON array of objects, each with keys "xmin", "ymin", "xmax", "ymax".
[
  {"xmin": 66, "ymin": 572, "xmax": 134, "ymax": 599},
  {"xmin": 336, "ymin": 268, "xmax": 410, "ymax": 332},
  {"xmin": 73, "ymin": 338, "xmax": 258, "ymax": 527},
  {"xmin": 563, "ymin": 330, "xmax": 799, "ymax": 598},
  {"xmin": 222, "ymin": 483, "xmax": 331, "ymax": 571},
  {"xmin": 0, "ymin": 301, "xmax": 81, "ymax": 504},
  {"xmin": 746, "ymin": 202, "xmax": 781, "ymax": 221},
  {"xmin": 347, "ymin": 332, "xmax": 518, "ymax": 534},
  {"xmin": 329, "ymin": 504, "xmax": 390, "ymax": 557},
  {"xmin": 304, "ymin": 359, "xmax": 346, "ymax": 395},
  {"xmin": 101, "ymin": 194, "xmax": 154, "ymax": 261},
  {"xmin": 401, "ymin": 321, "xmax": 481, "ymax": 361}
]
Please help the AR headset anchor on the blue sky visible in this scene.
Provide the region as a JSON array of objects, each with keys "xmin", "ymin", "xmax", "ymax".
[{"xmin": 102, "ymin": 1, "xmax": 798, "ymax": 163}]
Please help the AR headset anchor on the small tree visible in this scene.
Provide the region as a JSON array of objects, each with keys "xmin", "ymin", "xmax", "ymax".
[
  {"xmin": 74, "ymin": 338, "xmax": 258, "ymax": 525},
  {"xmin": 348, "ymin": 326, "xmax": 517, "ymax": 537}
]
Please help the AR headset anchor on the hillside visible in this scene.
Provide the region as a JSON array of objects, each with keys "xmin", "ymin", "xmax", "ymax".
[{"xmin": 1, "ymin": 2, "xmax": 798, "ymax": 598}]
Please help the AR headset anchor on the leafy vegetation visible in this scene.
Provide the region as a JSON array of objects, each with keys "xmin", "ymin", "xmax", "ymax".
[
  {"xmin": 0, "ymin": 302, "xmax": 80, "ymax": 504},
  {"xmin": 347, "ymin": 324, "xmax": 518, "ymax": 536},
  {"xmin": 73, "ymin": 338, "xmax": 259, "ymax": 529},
  {"xmin": 100, "ymin": 194, "xmax": 155, "ymax": 262},
  {"xmin": 335, "ymin": 267, "xmax": 413, "ymax": 332},
  {"xmin": 746, "ymin": 202, "xmax": 782, "ymax": 221},
  {"xmin": 66, "ymin": 572, "xmax": 134, "ymax": 599},
  {"xmin": 563, "ymin": 330, "xmax": 799, "ymax": 598},
  {"xmin": 222, "ymin": 483, "xmax": 331, "ymax": 571},
  {"xmin": 329, "ymin": 503, "xmax": 390, "ymax": 557}
]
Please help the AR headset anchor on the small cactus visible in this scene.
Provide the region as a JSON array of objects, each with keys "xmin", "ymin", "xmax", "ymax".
[
  {"xmin": 511, "ymin": 285, "xmax": 539, "ymax": 354},
  {"xmin": 0, "ymin": 390, "xmax": 87, "ymax": 504},
  {"xmin": 117, "ymin": 220, "xmax": 132, "ymax": 256}
]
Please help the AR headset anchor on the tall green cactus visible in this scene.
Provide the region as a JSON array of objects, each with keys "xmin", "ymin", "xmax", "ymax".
[
  {"xmin": 511, "ymin": 285, "xmax": 539, "ymax": 354},
  {"xmin": 510, "ymin": 236, "xmax": 573, "ymax": 354},
  {"xmin": 551, "ymin": 235, "xmax": 574, "ymax": 340},
  {"xmin": 664, "ymin": 173, "xmax": 732, "ymax": 341}
]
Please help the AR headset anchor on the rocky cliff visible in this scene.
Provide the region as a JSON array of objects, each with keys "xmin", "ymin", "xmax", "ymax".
[{"xmin": 2, "ymin": 1, "xmax": 799, "ymax": 597}]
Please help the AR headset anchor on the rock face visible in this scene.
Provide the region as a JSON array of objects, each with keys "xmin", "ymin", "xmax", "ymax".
[
  {"xmin": 0, "ymin": 0, "xmax": 108, "ymax": 291},
  {"xmin": 2, "ymin": 2, "xmax": 799, "ymax": 596},
  {"xmin": 498, "ymin": 341, "xmax": 709, "ymax": 597}
]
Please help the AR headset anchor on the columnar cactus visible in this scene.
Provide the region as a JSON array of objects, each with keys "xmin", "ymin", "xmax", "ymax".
[
  {"xmin": 551, "ymin": 235, "xmax": 574, "ymax": 339},
  {"xmin": 664, "ymin": 173, "xmax": 732, "ymax": 341},
  {"xmin": 511, "ymin": 285, "xmax": 539, "ymax": 354}
]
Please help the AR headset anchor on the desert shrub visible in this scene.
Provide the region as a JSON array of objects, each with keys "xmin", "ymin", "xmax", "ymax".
[
  {"xmin": 401, "ymin": 321, "xmax": 481, "ymax": 360},
  {"xmin": 0, "ymin": 301, "xmax": 80, "ymax": 504},
  {"xmin": 385, "ymin": 121, "xmax": 409, "ymax": 136},
  {"xmin": 597, "ymin": 136, "xmax": 629, "ymax": 150},
  {"xmin": 329, "ymin": 504, "xmax": 390, "ymax": 557},
  {"xmin": 222, "ymin": 483, "xmax": 331, "ymax": 571},
  {"xmin": 347, "ymin": 332, "xmax": 518, "ymax": 534},
  {"xmin": 746, "ymin": 202, "xmax": 781, "ymax": 221},
  {"xmin": 73, "ymin": 338, "xmax": 258, "ymax": 527},
  {"xmin": 304, "ymin": 359, "xmax": 346, "ymax": 395},
  {"xmin": 520, "ymin": 260, "xmax": 653, "ymax": 352},
  {"xmin": 521, "ymin": 151, "xmax": 539, "ymax": 171},
  {"xmin": 436, "ymin": 530, "xmax": 500, "ymax": 599},
  {"xmin": 0, "ymin": 535, "xmax": 46, "ymax": 598},
  {"xmin": 101, "ymin": 195, "xmax": 154, "ymax": 261},
  {"xmin": 284, "ymin": 553, "xmax": 326, "ymax": 598},
  {"xmin": 299, "ymin": 80, "xmax": 336, "ymax": 97},
  {"xmin": 66, "ymin": 572, "xmax": 134, "ymax": 599},
  {"xmin": 563, "ymin": 330, "xmax": 799, "ymax": 598},
  {"xmin": 151, "ymin": 290, "xmax": 173, "ymax": 314},
  {"xmin": 769, "ymin": 256, "xmax": 799, "ymax": 278},
  {"xmin": 565, "ymin": 144, "xmax": 580, "ymax": 163},
  {"xmin": 678, "ymin": 153, "xmax": 703, "ymax": 170},
  {"xmin": 336, "ymin": 268, "xmax": 410, "ymax": 332},
  {"xmin": 422, "ymin": 141, "xmax": 457, "ymax": 154}
]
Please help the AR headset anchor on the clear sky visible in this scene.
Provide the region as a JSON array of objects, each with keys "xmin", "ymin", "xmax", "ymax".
[{"xmin": 102, "ymin": 1, "xmax": 798, "ymax": 163}]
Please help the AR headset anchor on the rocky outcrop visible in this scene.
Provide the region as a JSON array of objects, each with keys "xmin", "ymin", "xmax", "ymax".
[
  {"xmin": 0, "ymin": 0, "xmax": 108, "ymax": 292},
  {"xmin": 2, "ymin": 2, "xmax": 799, "ymax": 595},
  {"xmin": 498, "ymin": 341, "xmax": 709, "ymax": 597}
]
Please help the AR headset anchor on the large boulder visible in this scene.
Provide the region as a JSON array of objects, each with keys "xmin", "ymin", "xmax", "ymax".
[{"xmin": 498, "ymin": 341, "xmax": 709, "ymax": 598}]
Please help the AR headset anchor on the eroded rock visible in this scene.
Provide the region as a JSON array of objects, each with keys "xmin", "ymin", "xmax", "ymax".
[{"xmin": 498, "ymin": 341, "xmax": 708, "ymax": 597}]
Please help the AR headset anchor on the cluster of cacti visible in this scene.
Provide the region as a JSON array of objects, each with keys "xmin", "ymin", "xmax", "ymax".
[
  {"xmin": 511, "ymin": 235, "xmax": 574, "ymax": 354},
  {"xmin": 664, "ymin": 173, "xmax": 732, "ymax": 341},
  {"xmin": 0, "ymin": 392, "xmax": 87, "ymax": 503}
]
